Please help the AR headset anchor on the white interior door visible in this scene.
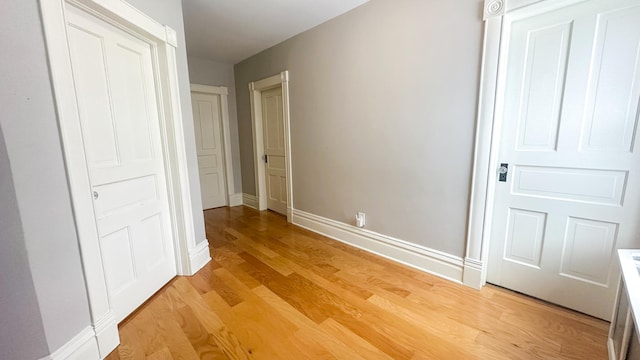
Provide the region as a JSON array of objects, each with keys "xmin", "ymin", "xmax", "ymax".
[
  {"xmin": 487, "ymin": 0, "xmax": 640, "ymax": 320},
  {"xmin": 65, "ymin": 5, "xmax": 176, "ymax": 322},
  {"xmin": 191, "ymin": 91, "xmax": 228, "ymax": 209},
  {"xmin": 261, "ymin": 87, "xmax": 287, "ymax": 215}
]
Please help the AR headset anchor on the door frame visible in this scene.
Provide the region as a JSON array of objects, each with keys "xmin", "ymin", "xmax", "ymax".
[
  {"xmin": 249, "ymin": 71, "xmax": 293, "ymax": 222},
  {"xmin": 40, "ymin": 0, "xmax": 206, "ymax": 357},
  {"xmin": 463, "ymin": 0, "xmax": 587, "ymax": 289},
  {"xmin": 190, "ymin": 84, "xmax": 237, "ymax": 207}
]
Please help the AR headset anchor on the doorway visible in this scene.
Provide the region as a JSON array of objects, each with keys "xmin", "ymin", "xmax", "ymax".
[
  {"xmin": 64, "ymin": 3, "xmax": 177, "ymax": 323},
  {"xmin": 482, "ymin": 0, "xmax": 640, "ymax": 320},
  {"xmin": 190, "ymin": 84, "xmax": 236, "ymax": 210},
  {"xmin": 40, "ymin": 0, "xmax": 205, "ymax": 356},
  {"xmin": 249, "ymin": 71, "xmax": 293, "ymax": 221}
]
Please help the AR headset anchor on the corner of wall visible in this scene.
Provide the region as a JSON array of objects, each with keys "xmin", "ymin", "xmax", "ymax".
[
  {"xmin": 242, "ymin": 193, "xmax": 258, "ymax": 209},
  {"xmin": 462, "ymin": 258, "xmax": 485, "ymax": 289},
  {"xmin": 188, "ymin": 239, "xmax": 211, "ymax": 275},
  {"xmin": 229, "ymin": 193, "xmax": 243, "ymax": 207},
  {"xmin": 41, "ymin": 327, "xmax": 100, "ymax": 360}
]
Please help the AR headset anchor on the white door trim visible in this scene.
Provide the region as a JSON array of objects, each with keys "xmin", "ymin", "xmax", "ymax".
[
  {"xmin": 249, "ymin": 71, "xmax": 293, "ymax": 222},
  {"xmin": 464, "ymin": 0, "xmax": 593, "ymax": 289},
  {"xmin": 39, "ymin": 0, "xmax": 205, "ymax": 357},
  {"xmin": 190, "ymin": 84, "xmax": 236, "ymax": 206}
]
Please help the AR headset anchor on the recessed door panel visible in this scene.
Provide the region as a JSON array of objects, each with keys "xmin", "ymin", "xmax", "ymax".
[
  {"xmin": 110, "ymin": 44, "xmax": 155, "ymax": 161},
  {"xmin": 93, "ymin": 175, "xmax": 158, "ymax": 216},
  {"xmin": 512, "ymin": 166, "xmax": 627, "ymax": 205},
  {"xmin": 516, "ymin": 23, "xmax": 572, "ymax": 151},
  {"xmin": 202, "ymin": 173, "xmax": 222, "ymax": 197},
  {"xmin": 560, "ymin": 217, "xmax": 618, "ymax": 286},
  {"xmin": 66, "ymin": 26, "xmax": 120, "ymax": 168},
  {"xmin": 504, "ymin": 209, "xmax": 547, "ymax": 268},
  {"xmin": 100, "ymin": 227, "xmax": 136, "ymax": 296},
  {"xmin": 136, "ymin": 214, "xmax": 167, "ymax": 270},
  {"xmin": 197, "ymin": 99, "xmax": 219, "ymax": 151},
  {"xmin": 198, "ymin": 154, "xmax": 218, "ymax": 169},
  {"xmin": 580, "ymin": 6, "xmax": 640, "ymax": 152}
]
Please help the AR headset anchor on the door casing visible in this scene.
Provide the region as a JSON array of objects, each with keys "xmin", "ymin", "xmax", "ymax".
[
  {"xmin": 40, "ymin": 0, "xmax": 208, "ymax": 357},
  {"xmin": 190, "ymin": 84, "xmax": 236, "ymax": 208},
  {"xmin": 249, "ymin": 71, "xmax": 293, "ymax": 222}
]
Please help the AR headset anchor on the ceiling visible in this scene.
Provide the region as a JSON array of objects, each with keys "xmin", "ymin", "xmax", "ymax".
[{"xmin": 181, "ymin": 0, "xmax": 370, "ymax": 64}]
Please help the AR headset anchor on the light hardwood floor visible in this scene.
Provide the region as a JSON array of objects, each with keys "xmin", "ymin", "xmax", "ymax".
[{"xmin": 105, "ymin": 206, "xmax": 609, "ymax": 359}]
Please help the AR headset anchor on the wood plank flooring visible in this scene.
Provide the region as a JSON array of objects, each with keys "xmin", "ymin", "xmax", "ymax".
[{"xmin": 105, "ymin": 206, "xmax": 609, "ymax": 359}]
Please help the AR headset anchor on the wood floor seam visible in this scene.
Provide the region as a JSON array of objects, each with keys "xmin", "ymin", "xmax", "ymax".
[{"xmin": 106, "ymin": 207, "xmax": 609, "ymax": 360}]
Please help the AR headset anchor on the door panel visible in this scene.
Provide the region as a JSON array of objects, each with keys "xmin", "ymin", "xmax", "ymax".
[
  {"xmin": 487, "ymin": 0, "xmax": 640, "ymax": 320},
  {"xmin": 582, "ymin": 9, "xmax": 640, "ymax": 152},
  {"xmin": 560, "ymin": 217, "xmax": 618, "ymax": 286},
  {"xmin": 100, "ymin": 228, "xmax": 135, "ymax": 295},
  {"xmin": 262, "ymin": 87, "xmax": 287, "ymax": 215},
  {"xmin": 191, "ymin": 92, "xmax": 227, "ymax": 209},
  {"xmin": 515, "ymin": 22, "xmax": 571, "ymax": 152},
  {"xmin": 66, "ymin": 5, "xmax": 176, "ymax": 322},
  {"xmin": 504, "ymin": 209, "xmax": 547, "ymax": 268},
  {"xmin": 511, "ymin": 166, "xmax": 628, "ymax": 205}
]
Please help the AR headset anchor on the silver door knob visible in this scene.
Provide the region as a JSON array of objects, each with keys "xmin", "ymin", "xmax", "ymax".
[
  {"xmin": 93, "ymin": 191, "xmax": 99, "ymax": 200},
  {"xmin": 498, "ymin": 163, "xmax": 509, "ymax": 182}
]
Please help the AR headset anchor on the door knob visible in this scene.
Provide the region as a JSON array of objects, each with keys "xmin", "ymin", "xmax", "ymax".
[
  {"xmin": 499, "ymin": 163, "xmax": 508, "ymax": 182},
  {"xmin": 93, "ymin": 191, "xmax": 99, "ymax": 200}
]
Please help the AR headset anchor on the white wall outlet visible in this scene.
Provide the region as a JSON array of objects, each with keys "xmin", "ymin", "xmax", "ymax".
[{"xmin": 356, "ymin": 212, "xmax": 366, "ymax": 228}]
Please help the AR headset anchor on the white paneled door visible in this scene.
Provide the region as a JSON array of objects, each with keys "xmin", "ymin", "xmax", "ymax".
[
  {"xmin": 191, "ymin": 91, "xmax": 228, "ymax": 209},
  {"xmin": 65, "ymin": 6, "xmax": 176, "ymax": 322},
  {"xmin": 487, "ymin": 0, "xmax": 640, "ymax": 320},
  {"xmin": 262, "ymin": 87, "xmax": 287, "ymax": 215}
]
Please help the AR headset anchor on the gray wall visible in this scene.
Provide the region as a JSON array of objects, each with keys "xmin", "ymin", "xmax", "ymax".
[
  {"xmin": 235, "ymin": 0, "xmax": 484, "ymax": 257},
  {"xmin": 0, "ymin": 0, "xmax": 205, "ymax": 356},
  {"xmin": 1, "ymin": 0, "xmax": 92, "ymax": 352},
  {"xmin": 0, "ymin": 127, "xmax": 49, "ymax": 360},
  {"xmin": 127, "ymin": 0, "xmax": 207, "ymax": 245},
  {"xmin": 187, "ymin": 56, "xmax": 243, "ymax": 193}
]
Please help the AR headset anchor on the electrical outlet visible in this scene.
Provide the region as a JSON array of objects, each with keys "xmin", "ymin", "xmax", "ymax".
[{"xmin": 356, "ymin": 212, "xmax": 366, "ymax": 228}]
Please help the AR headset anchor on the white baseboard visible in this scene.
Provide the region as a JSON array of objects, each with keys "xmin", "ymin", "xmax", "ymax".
[
  {"xmin": 243, "ymin": 193, "xmax": 258, "ymax": 209},
  {"xmin": 94, "ymin": 311, "xmax": 119, "ymax": 358},
  {"xmin": 188, "ymin": 239, "xmax": 211, "ymax": 275},
  {"xmin": 229, "ymin": 193, "xmax": 243, "ymax": 207},
  {"xmin": 608, "ymin": 338, "xmax": 616, "ymax": 360},
  {"xmin": 291, "ymin": 209, "xmax": 464, "ymax": 283},
  {"xmin": 462, "ymin": 257, "xmax": 484, "ymax": 289},
  {"xmin": 41, "ymin": 327, "xmax": 100, "ymax": 360},
  {"xmin": 286, "ymin": 207, "xmax": 292, "ymax": 223}
]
